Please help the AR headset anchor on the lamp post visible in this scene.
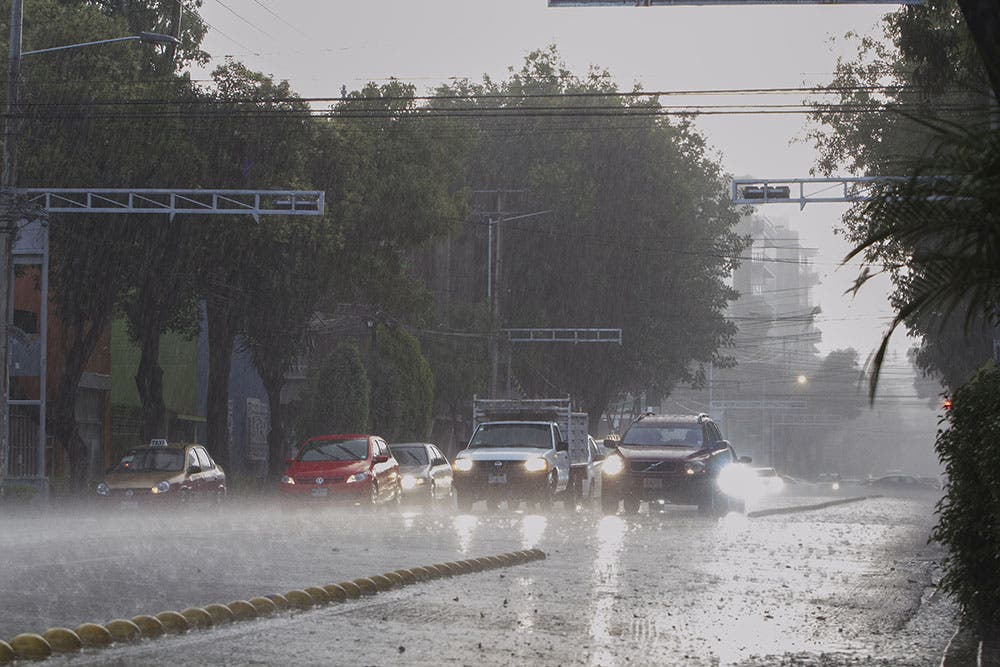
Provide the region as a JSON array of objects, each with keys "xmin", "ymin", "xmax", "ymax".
[{"xmin": 0, "ymin": 0, "xmax": 177, "ymax": 488}]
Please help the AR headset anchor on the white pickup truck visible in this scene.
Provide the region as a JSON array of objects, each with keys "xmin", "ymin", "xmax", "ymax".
[{"xmin": 451, "ymin": 397, "xmax": 597, "ymax": 510}]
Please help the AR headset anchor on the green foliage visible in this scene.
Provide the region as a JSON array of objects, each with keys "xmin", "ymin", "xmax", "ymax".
[
  {"xmin": 432, "ymin": 47, "xmax": 745, "ymax": 418},
  {"xmin": 296, "ymin": 341, "xmax": 370, "ymax": 438},
  {"xmin": 931, "ymin": 363, "xmax": 1000, "ymax": 632},
  {"xmin": 369, "ymin": 325, "xmax": 434, "ymax": 442},
  {"xmin": 422, "ymin": 303, "xmax": 491, "ymax": 419}
]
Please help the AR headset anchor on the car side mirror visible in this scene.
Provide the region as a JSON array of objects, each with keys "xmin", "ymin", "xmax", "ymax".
[
  {"xmin": 738, "ymin": 456, "xmax": 752, "ymax": 465},
  {"xmin": 604, "ymin": 436, "xmax": 620, "ymax": 449},
  {"xmin": 556, "ymin": 441, "xmax": 569, "ymax": 453},
  {"xmin": 373, "ymin": 454, "xmax": 389, "ymax": 464},
  {"xmin": 187, "ymin": 465, "xmax": 202, "ymax": 475}
]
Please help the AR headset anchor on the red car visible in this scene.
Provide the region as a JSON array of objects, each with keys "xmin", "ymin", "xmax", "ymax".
[{"xmin": 279, "ymin": 434, "xmax": 401, "ymax": 506}]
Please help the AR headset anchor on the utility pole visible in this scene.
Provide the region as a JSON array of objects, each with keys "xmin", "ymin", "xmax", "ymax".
[{"xmin": 0, "ymin": 0, "xmax": 24, "ymax": 482}]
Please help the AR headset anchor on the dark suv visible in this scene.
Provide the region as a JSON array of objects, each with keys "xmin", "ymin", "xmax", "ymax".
[{"xmin": 600, "ymin": 413, "xmax": 750, "ymax": 515}]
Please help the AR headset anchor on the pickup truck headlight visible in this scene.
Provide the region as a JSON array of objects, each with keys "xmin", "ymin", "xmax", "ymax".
[
  {"xmin": 524, "ymin": 458, "xmax": 549, "ymax": 473},
  {"xmin": 453, "ymin": 459, "xmax": 473, "ymax": 472},
  {"xmin": 603, "ymin": 454, "xmax": 624, "ymax": 476}
]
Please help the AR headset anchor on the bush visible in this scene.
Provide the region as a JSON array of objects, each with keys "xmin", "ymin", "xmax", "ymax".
[{"xmin": 932, "ymin": 362, "xmax": 1000, "ymax": 634}]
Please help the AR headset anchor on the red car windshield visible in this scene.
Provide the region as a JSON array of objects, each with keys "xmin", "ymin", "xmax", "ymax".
[{"xmin": 298, "ymin": 438, "xmax": 369, "ymax": 462}]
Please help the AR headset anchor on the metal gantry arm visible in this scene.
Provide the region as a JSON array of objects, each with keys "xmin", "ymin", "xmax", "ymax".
[
  {"xmin": 731, "ymin": 176, "xmax": 953, "ymax": 209},
  {"xmin": 18, "ymin": 188, "xmax": 325, "ymax": 221},
  {"xmin": 503, "ymin": 328, "xmax": 623, "ymax": 344}
]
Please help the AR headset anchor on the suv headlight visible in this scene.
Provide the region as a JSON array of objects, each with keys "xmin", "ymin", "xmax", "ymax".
[
  {"xmin": 524, "ymin": 458, "xmax": 549, "ymax": 473},
  {"xmin": 346, "ymin": 471, "xmax": 370, "ymax": 484},
  {"xmin": 280, "ymin": 475, "xmax": 295, "ymax": 485},
  {"xmin": 684, "ymin": 461, "xmax": 706, "ymax": 476},
  {"xmin": 453, "ymin": 458, "xmax": 473, "ymax": 472},
  {"xmin": 603, "ymin": 454, "xmax": 624, "ymax": 476},
  {"xmin": 96, "ymin": 482, "xmax": 110, "ymax": 496},
  {"xmin": 151, "ymin": 480, "xmax": 171, "ymax": 494}
]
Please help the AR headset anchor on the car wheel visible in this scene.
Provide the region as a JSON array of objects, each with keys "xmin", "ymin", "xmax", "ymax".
[
  {"xmin": 214, "ymin": 487, "xmax": 227, "ymax": 507},
  {"xmin": 622, "ymin": 494, "xmax": 640, "ymax": 515},
  {"xmin": 455, "ymin": 491, "xmax": 473, "ymax": 512},
  {"xmin": 536, "ymin": 472, "xmax": 557, "ymax": 510},
  {"xmin": 601, "ymin": 492, "xmax": 619, "ymax": 515}
]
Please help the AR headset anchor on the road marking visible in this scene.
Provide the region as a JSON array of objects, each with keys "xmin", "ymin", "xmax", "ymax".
[{"xmin": 746, "ymin": 495, "xmax": 879, "ymax": 518}]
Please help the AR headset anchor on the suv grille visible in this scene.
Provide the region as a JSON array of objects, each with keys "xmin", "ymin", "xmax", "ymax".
[{"xmin": 629, "ymin": 460, "xmax": 683, "ymax": 476}]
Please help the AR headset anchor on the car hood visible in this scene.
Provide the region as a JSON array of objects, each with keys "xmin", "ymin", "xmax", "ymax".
[
  {"xmin": 616, "ymin": 445, "xmax": 700, "ymax": 461},
  {"xmin": 286, "ymin": 460, "xmax": 368, "ymax": 477},
  {"xmin": 458, "ymin": 447, "xmax": 549, "ymax": 461},
  {"xmin": 397, "ymin": 464, "xmax": 431, "ymax": 475},
  {"xmin": 103, "ymin": 471, "xmax": 181, "ymax": 489}
]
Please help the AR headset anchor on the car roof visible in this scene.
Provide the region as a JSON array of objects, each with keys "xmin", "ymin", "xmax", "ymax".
[
  {"xmin": 304, "ymin": 434, "xmax": 373, "ymax": 442},
  {"xmin": 631, "ymin": 414, "xmax": 707, "ymax": 425},
  {"xmin": 390, "ymin": 442, "xmax": 432, "ymax": 449}
]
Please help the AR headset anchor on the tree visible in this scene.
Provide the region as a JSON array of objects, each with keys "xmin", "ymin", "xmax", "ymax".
[
  {"xmin": 432, "ymin": 48, "xmax": 745, "ymax": 423},
  {"xmin": 295, "ymin": 341, "xmax": 370, "ymax": 439},
  {"xmin": 368, "ymin": 325, "xmax": 434, "ymax": 442}
]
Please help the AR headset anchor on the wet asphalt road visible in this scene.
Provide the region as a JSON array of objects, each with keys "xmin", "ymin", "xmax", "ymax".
[{"xmin": 0, "ymin": 490, "xmax": 955, "ymax": 666}]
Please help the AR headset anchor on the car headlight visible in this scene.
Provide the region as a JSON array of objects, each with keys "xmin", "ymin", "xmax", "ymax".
[
  {"xmin": 603, "ymin": 454, "xmax": 624, "ymax": 476},
  {"xmin": 831, "ymin": 481, "xmax": 840, "ymax": 491},
  {"xmin": 151, "ymin": 481, "xmax": 171, "ymax": 494},
  {"xmin": 280, "ymin": 475, "xmax": 295, "ymax": 485},
  {"xmin": 684, "ymin": 461, "xmax": 706, "ymax": 476},
  {"xmin": 345, "ymin": 471, "xmax": 370, "ymax": 484},
  {"xmin": 96, "ymin": 482, "xmax": 109, "ymax": 496},
  {"xmin": 453, "ymin": 458, "xmax": 473, "ymax": 472},
  {"xmin": 524, "ymin": 458, "xmax": 549, "ymax": 473},
  {"xmin": 401, "ymin": 474, "xmax": 424, "ymax": 490}
]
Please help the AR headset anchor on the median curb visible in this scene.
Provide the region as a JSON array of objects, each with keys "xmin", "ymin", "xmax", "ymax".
[
  {"xmin": 746, "ymin": 495, "xmax": 881, "ymax": 518},
  {"xmin": 0, "ymin": 548, "xmax": 545, "ymax": 664}
]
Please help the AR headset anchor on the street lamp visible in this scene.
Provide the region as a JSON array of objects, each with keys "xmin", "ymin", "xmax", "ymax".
[{"xmin": 0, "ymin": 0, "xmax": 177, "ymax": 490}]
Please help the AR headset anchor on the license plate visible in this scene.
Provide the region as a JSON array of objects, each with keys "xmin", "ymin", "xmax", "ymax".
[
  {"xmin": 310, "ymin": 488, "xmax": 329, "ymax": 497},
  {"xmin": 119, "ymin": 500, "xmax": 139, "ymax": 510},
  {"xmin": 642, "ymin": 478, "xmax": 662, "ymax": 489},
  {"xmin": 488, "ymin": 474, "xmax": 507, "ymax": 484}
]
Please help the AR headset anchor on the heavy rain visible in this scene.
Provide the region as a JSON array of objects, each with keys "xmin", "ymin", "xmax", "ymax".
[{"xmin": 0, "ymin": 0, "xmax": 997, "ymax": 666}]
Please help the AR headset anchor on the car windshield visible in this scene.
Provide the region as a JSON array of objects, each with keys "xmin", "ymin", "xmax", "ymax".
[
  {"xmin": 298, "ymin": 438, "xmax": 369, "ymax": 462},
  {"xmin": 390, "ymin": 447, "xmax": 428, "ymax": 465},
  {"xmin": 469, "ymin": 423, "xmax": 552, "ymax": 448},
  {"xmin": 112, "ymin": 448, "xmax": 184, "ymax": 473},
  {"xmin": 622, "ymin": 424, "xmax": 703, "ymax": 448}
]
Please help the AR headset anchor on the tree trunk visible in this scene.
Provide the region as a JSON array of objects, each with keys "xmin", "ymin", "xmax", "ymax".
[
  {"xmin": 51, "ymin": 314, "xmax": 109, "ymax": 490},
  {"xmin": 206, "ymin": 298, "xmax": 235, "ymax": 470},
  {"xmin": 262, "ymin": 368, "xmax": 286, "ymax": 481},
  {"xmin": 136, "ymin": 322, "xmax": 165, "ymax": 442},
  {"xmin": 958, "ymin": 0, "xmax": 1000, "ymax": 99}
]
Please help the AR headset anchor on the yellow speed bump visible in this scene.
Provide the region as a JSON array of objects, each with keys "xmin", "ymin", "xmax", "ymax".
[
  {"xmin": 322, "ymin": 583, "xmax": 348, "ymax": 602},
  {"xmin": 368, "ymin": 575, "xmax": 394, "ymax": 592},
  {"xmin": 42, "ymin": 627, "xmax": 82, "ymax": 653},
  {"xmin": 425, "ymin": 564, "xmax": 448, "ymax": 577},
  {"xmin": 154, "ymin": 611, "xmax": 190, "ymax": 634},
  {"xmin": 336, "ymin": 581, "xmax": 362, "ymax": 599},
  {"xmin": 203, "ymin": 604, "xmax": 234, "ymax": 625},
  {"xmin": 180, "ymin": 608, "xmax": 213, "ymax": 630},
  {"xmin": 130, "ymin": 614, "xmax": 165, "ymax": 639},
  {"xmin": 74, "ymin": 623, "xmax": 113, "ymax": 648},
  {"xmin": 226, "ymin": 601, "xmax": 257, "ymax": 621},
  {"xmin": 249, "ymin": 597, "xmax": 278, "ymax": 616},
  {"xmin": 9, "ymin": 633, "xmax": 51, "ymax": 660},
  {"xmin": 447, "ymin": 561, "xmax": 472, "ymax": 574},
  {"xmin": 495, "ymin": 553, "xmax": 515, "ymax": 566},
  {"xmin": 284, "ymin": 590, "xmax": 313, "ymax": 610},
  {"xmin": 391, "ymin": 569, "xmax": 416, "ymax": 584},
  {"xmin": 474, "ymin": 557, "xmax": 494, "ymax": 570},
  {"xmin": 352, "ymin": 578, "xmax": 378, "ymax": 596},
  {"xmin": 304, "ymin": 587, "xmax": 331, "ymax": 605},
  {"xmin": 104, "ymin": 619, "xmax": 142, "ymax": 643},
  {"xmin": 408, "ymin": 566, "xmax": 432, "ymax": 581},
  {"xmin": 0, "ymin": 640, "xmax": 13, "ymax": 664},
  {"xmin": 266, "ymin": 593, "xmax": 289, "ymax": 611},
  {"xmin": 529, "ymin": 548, "xmax": 546, "ymax": 560},
  {"xmin": 383, "ymin": 571, "xmax": 406, "ymax": 586}
]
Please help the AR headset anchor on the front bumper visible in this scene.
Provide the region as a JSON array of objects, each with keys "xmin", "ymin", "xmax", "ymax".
[
  {"xmin": 603, "ymin": 472, "xmax": 714, "ymax": 505},
  {"xmin": 278, "ymin": 481, "xmax": 370, "ymax": 502},
  {"xmin": 453, "ymin": 460, "xmax": 551, "ymax": 499}
]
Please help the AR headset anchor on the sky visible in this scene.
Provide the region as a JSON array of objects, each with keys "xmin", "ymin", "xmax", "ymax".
[{"xmin": 189, "ymin": 0, "xmax": 909, "ymax": 361}]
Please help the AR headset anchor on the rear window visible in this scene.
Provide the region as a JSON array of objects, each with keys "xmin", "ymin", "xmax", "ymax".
[{"xmin": 622, "ymin": 424, "xmax": 703, "ymax": 448}]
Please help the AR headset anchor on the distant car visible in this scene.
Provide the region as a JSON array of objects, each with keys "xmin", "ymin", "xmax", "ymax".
[
  {"xmin": 869, "ymin": 474, "xmax": 939, "ymax": 493},
  {"xmin": 601, "ymin": 413, "xmax": 751, "ymax": 515},
  {"xmin": 96, "ymin": 440, "xmax": 226, "ymax": 508},
  {"xmin": 279, "ymin": 434, "xmax": 401, "ymax": 506},
  {"xmin": 389, "ymin": 442, "xmax": 454, "ymax": 505},
  {"xmin": 753, "ymin": 467, "xmax": 785, "ymax": 494}
]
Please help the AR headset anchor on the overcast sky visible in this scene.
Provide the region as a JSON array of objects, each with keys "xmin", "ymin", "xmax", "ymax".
[{"xmin": 190, "ymin": 0, "xmax": 910, "ymax": 363}]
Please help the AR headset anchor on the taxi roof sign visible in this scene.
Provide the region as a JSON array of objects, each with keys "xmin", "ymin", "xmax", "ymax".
[{"xmin": 149, "ymin": 438, "xmax": 169, "ymax": 447}]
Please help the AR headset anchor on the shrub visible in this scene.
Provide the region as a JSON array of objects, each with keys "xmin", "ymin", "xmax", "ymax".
[
  {"xmin": 295, "ymin": 341, "xmax": 370, "ymax": 439},
  {"xmin": 932, "ymin": 362, "xmax": 1000, "ymax": 634},
  {"xmin": 369, "ymin": 325, "xmax": 434, "ymax": 442}
]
